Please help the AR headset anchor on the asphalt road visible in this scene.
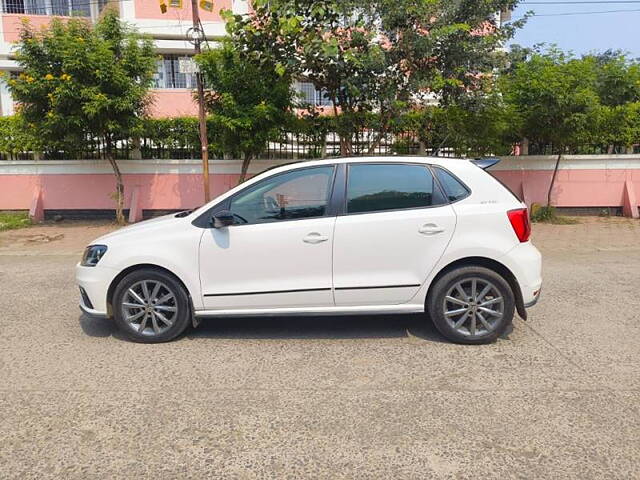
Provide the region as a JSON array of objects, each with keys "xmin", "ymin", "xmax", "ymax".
[{"xmin": 0, "ymin": 218, "xmax": 639, "ymax": 479}]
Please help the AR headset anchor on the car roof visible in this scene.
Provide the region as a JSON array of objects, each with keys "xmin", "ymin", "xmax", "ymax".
[{"xmin": 273, "ymin": 156, "xmax": 471, "ymax": 171}]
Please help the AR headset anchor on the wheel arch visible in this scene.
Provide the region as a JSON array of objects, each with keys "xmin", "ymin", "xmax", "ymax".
[
  {"xmin": 106, "ymin": 263, "xmax": 196, "ymax": 323},
  {"xmin": 426, "ymin": 256, "xmax": 527, "ymax": 320}
]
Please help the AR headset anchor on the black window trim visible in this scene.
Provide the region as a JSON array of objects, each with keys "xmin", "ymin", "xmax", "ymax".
[
  {"xmin": 430, "ymin": 165, "xmax": 472, "ymax": 204},
  {"xmin": 192, "ymin": 164, "xmax": 339, "ymax": 228},
  {"xmin": 340, "ymin": 161, "xmax": 452, "ymax": 217}
]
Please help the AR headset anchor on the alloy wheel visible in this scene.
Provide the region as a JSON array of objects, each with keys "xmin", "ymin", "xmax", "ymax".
[
  {"xmin": 442, "ymin": 277, "xmax": 504, "ymax": 337},
  {"xmin": 121, "ymin": 280, "xmax": 178, "ymax": 336}
]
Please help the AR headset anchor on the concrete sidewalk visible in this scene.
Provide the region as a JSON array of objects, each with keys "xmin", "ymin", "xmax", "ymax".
[{"xmin": 0, "ymin": 217, "xmax": 639, "ymax": 478}]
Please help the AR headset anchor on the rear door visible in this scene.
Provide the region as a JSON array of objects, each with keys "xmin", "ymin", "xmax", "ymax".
[{"xmin": 332, "ymin": 163, "xmax": 456, "ymax": 306}]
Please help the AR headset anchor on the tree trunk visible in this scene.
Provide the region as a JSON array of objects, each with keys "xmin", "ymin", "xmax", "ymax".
[
  {"xmin": 238, "ymin": 154, "xmax": 252, "ymax": 185},
  {"xmin": 367, "ymin": 122, "xmax": 388, "ymax": 155},
  {"xmin": 546, "ymin": 152, "xmax": 562, "ymax": 207},
  {"xmin": 368, "ymin": 110, "xmax": 389, "ymax": 155},
  {"xmin": 330, "ymin": 95, "xmax": 352, "ymax": 157},
  {"xmin": 340, "ymin": 137, "xmax": 352, "ymax": 157},
  {"xmin": 107, "ymin": 153, "xmax": 126, "ymax": 225}
]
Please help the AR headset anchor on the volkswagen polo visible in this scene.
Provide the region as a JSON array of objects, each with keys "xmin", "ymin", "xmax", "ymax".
[{"xmin": 76, "ymin": 157, "xmax": 542, "ymax": 344}]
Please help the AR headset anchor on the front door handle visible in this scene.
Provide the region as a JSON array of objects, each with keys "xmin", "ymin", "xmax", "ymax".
[
  {"xmin": 303, "ymin": 232, "xmax": 329, "ymax": 244},
  {"xmin": 418, "ymin": 223, "xmax": 444, "ymax": 235}
]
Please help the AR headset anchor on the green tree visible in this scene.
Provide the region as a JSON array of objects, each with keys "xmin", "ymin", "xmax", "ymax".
[
  {"xmin": 500, "ymin": 48, "xmax": 602, "ymax": 205},
  {"xmin": 590, "ymin": 50, "xmax": 640, "ymax": 107},
  {"xmin": 9, "ymin": 10, "xmax": 156, "ymax": 224},
  {"xmin": 224, "ymin": 0, "xmax": 524, "ymax": 155},
  {"xmin": 598, "ymin": 102, "xmax": 640, "ymax": 153},
  {"xmin": 439, "ymin": 95, "xmax": 515, "ymax": 157},
  {"xmin": 0, "ymin": 115, "xmax": 43, "ymax": 159},
  {"xmin": 588, "ymin": 51, "xmax": 640, "ymax": 153},
  {"xmin": 197, "ymin": 40, "xmax": 295, "ymax": 183}
]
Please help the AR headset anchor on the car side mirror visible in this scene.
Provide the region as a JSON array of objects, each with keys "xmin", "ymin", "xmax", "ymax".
[{"xmin": 212, "ymin": 210, "xmax": 235, "ymax": 228}]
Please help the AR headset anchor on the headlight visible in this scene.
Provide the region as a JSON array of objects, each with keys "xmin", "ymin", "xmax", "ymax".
[{"xmin": 81, "ymin": 245, "xmax": 108, "ymax": 267}]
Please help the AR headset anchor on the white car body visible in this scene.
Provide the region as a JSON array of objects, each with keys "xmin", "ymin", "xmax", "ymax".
[{"xmin": 76, "ymin": 156, "xmax": 542, "ymax": 342}]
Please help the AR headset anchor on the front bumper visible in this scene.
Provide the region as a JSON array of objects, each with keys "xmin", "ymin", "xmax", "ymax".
[
  {"xmin": 76, "ymin": 262, "xmax": 117, "ymax": 318},
  {"xmin": 79, "ymin": 300, "xmax": 109, "ymax": 319}
]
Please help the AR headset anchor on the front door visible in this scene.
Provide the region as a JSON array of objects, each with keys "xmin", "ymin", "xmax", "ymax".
[
  {"xmin": 332, "ymin": 163, "xmax": 456, "ymax": 306},
  {"xmin": 199, "ymin": 165, "xmax": 337, "ymax": 311}
]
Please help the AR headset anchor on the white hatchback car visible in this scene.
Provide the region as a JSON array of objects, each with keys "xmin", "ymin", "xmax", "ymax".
[{"xmin": 77, "ymin": 157, "xmax": 541, "ymax": 344}]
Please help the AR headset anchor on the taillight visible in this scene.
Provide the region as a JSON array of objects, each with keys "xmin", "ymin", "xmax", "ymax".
[{"xmin": 507, "ymin": 208, "xmax": 531, "ymax": 242}]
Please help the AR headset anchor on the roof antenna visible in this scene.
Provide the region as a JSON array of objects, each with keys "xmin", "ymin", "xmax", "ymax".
[{"xmin": 433, "ymin": 133, "xmax": 449, "ymax": 157}]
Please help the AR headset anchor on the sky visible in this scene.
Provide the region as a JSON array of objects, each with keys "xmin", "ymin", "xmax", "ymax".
[{"xmin": 508, "ymin": 1, "xmax": 640, "ymax": 57}]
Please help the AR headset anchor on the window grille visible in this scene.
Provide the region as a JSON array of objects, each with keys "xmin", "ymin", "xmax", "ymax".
[
  {"xmin": 152, "ymin": 55, "xmax": 197, "ymax": 89},
  {"xmin": 294, "ymin": 82, "xmax": 333, "ymax": 107},
  {"xmin": 3, "ymin": 0, "xmax": 90, "ymax": 16}
]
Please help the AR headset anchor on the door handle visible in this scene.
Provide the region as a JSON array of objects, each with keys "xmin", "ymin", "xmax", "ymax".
[
  {"xmin": 418, "ymin": 223, "xmax": 444, "ymax": 235},
  {"xmin": 303, "ymin": 232, "xmax": 329, "ymax": 244}
]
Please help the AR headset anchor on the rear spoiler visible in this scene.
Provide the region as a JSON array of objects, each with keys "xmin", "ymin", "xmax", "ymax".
[{"xmin": 471, "ymin": 157, "xmax": 500, "ymax": 170}]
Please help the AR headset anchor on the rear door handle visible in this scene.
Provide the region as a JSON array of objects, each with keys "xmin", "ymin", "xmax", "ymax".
[
  {"xmin": 303, "ymin": 232, "xmax": 329, "ymax": 244},
  {"xmin": 418, "ymin": 223, "xmax": 444, "ymax": 235}
]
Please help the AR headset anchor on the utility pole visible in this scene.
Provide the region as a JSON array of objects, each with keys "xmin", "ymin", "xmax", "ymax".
[{"xmin": 189, "ymin": 0, "xmax": 210, "ymax": 203}]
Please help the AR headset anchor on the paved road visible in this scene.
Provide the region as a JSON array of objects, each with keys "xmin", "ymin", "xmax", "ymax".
[{"xmin": 1, "ymin": 218, "xmax": 639, "ymax": 478}]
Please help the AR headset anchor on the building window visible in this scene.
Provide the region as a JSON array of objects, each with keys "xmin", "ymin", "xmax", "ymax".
[
  {"xmin": 294, "ymin": 81, "xmax": 333, "ymax": 107},
  {"xmin": 153, "ymin": 55, "xmax": 197, "ymax": 89},
  {"xmin": 3, "ymin": 0, "xmax": 90, "ymax": 16}
]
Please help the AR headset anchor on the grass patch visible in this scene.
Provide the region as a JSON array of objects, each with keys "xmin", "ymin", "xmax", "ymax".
[
  {"xmin": 544, "ymin": 215, "xmax": 580, "ymax": 225},
  {"xmin": 0, "ymin": 211, "xmax": 32, "ymax": 231},
  {"xmin": 530, "ymin": 204, "xmax": 580, "ymax": 225}
]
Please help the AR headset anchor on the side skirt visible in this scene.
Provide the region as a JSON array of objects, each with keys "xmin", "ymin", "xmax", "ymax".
[{"xmin": 194, "ymin": 304, "xmax": 424, "ymax": 318}]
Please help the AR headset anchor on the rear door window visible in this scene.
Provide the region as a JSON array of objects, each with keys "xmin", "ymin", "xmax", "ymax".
[{"xmin": 346, "ymin": 164, "xmax": 446, "ymax": 214}]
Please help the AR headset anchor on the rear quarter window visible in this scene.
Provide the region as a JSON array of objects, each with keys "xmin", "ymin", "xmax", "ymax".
[{"xmin": 433, "ymin": 167, "xmax": 470, "ymax": 202}]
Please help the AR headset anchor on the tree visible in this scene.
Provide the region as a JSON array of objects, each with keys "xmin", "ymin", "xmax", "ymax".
[
  {"xmin": 598, "ymin": 102, "xmax": 640, "ymax": 153},
  {"xmin": 588, "ymin": 51, "xmax": 640, "ymax": 153},
  {"xmin": 500, "ymin": 48, "xmax": 602, "ymax": 205},
  {"xmin": 196, "ymin": 40, "xmax": 295, "ymax": 183},
  {"xmin": 590, "ymin": 50, "xmax": 640, "ymax": 107},
  {"xmin": 438, "ymin": 95, "xmax": 515, "ymax": 157},
  {"xmin": 9, "ymin": 10, "xmax": 156, "ymax": 224},
  {"xmin": 224, "ymin": 0, "xmax": 524, "ymax": 155}
]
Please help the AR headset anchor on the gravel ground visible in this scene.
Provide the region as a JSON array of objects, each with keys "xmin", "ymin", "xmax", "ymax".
[{"xmin": 0, "ymin": 217, "xmax": 639, "ymax": 479}]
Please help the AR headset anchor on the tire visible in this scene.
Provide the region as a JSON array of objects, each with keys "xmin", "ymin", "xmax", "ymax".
[
  {"xmin": 427, "ymin": 266, "xmax": 515, "ymax": 345},
  {"xmin": 112, "ymin": 268, "xmax": 192, "ymax": 343}
]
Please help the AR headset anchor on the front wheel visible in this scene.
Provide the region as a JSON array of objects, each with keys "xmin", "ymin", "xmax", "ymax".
[
  {"xmin": 427, "ymin": 266, "xmax": 515, "ymax": 345},
  {"xmin": 112, "ymin": 268, "xmax": 192, "ymax": 343}
]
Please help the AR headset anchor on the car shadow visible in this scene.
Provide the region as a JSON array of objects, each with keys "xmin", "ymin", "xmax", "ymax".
[
  {"xmin": 79, "ymin": 314, "xmax": 118, "ymax": 338},
  {"xmin": 79, "ymin": 313, "xmax": 450, "ymax": 343}
]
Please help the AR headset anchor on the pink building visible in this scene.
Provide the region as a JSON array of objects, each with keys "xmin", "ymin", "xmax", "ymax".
[{"xmin": 0, "ymin": 0, "xmax": 251, "ymax": 117}]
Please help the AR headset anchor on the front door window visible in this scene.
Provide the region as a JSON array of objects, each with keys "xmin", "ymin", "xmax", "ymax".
[{"xmin": 229, "ymin": 166, "xmax": 335, "ymax": 225}]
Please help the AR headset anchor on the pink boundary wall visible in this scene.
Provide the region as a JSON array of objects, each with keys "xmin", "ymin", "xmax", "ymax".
[{"xmin": 1, "ymin": 156, "xmax": 639, "ymax": 221}]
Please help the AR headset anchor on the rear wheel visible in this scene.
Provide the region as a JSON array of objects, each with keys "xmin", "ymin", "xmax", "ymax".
[
  {"xmin": 427, "ymin": 266, "xmax": 515, "ymax": 344},
  {"xmin": 113, "ymin": 269, "xmax": 191, "ymax": 343}
]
